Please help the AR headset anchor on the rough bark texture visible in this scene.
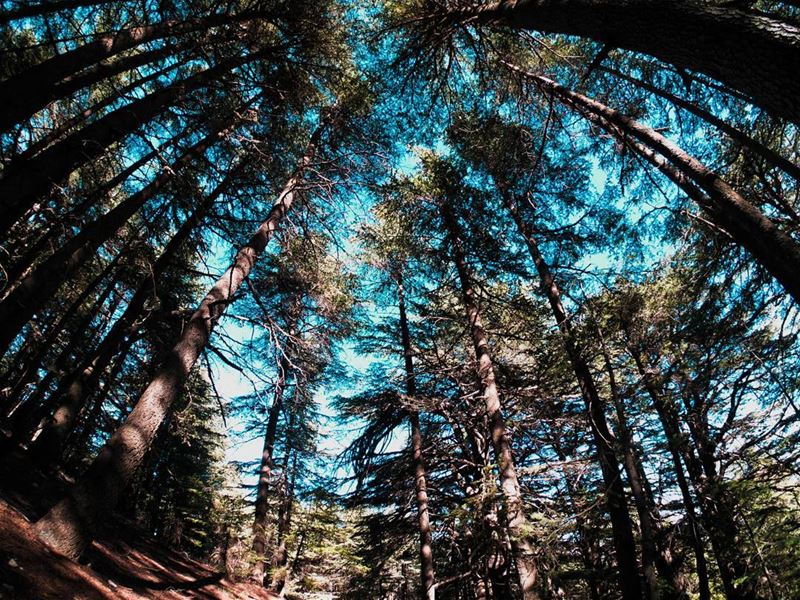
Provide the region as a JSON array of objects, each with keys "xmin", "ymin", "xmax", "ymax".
[
  {"xmin": 251, "ymin": 348, "xmax": 292, "ymax": 584},
  {"xmin": 0, "ymin": 10, "xmax": 270, "ymax": 129},
  {"xmin": 500, "ymin": 191, "xmax": 641, "ymax": 600},
  {"xmin": 473, "ymin": 0, "xmax": 800, "ymax": 123},
  {"xmin": 510, "ymin": 67, "xmax": 800, "ymax": 303},
  {"xmin": 440, "ymin": 202, "xmax": 540, "ymax": 600},
  {"xmin": 396, "ymin": 272, "xmax": 436, "ymax": 600},
  {"xmin": 0, "ymin": 49, "xmax": 269, "ymax": 237},
  {"xmin": 32, "ymin": 127, "xmax": 321, "ymax": 560},
  {"xmin": 27, "ymin": 167, "xmax": 235, "ymax": 465},
  {"xmin": 597, "ymin": 66, "xmax": 800, "ymax": 185},
  {"xmin": 0, "ymin": 125, "xmax": 227, "ymax": 356}
]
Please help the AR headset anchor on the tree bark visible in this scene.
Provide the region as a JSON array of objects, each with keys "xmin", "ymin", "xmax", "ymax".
[
  {"xmin": 0, "ymin": 43, "xmax": 179, "ymax": 132},
  {"xmin": 508, "ymin": 66, "xmax": 800, "ymax": 303},
  {"xmin": 269, "ymin": 432, "xmax": 298, "ymax": 594},
  {"xmin": 32, "ymin": 123, "xmax": 323, "ymax": 560},
  {"xmin": 252, "ymin": 345, "xmax": 292, "ymax": 585},
  {"xmin": 500, "ymin": 190, "xmax": 641, "ymax": 600},
  {"xmin": 439, "ymin": 201, "xmax": 540, "ymax": 600},
  {"xmin": 597, "ymin": 66, "xmax": 800, "ymax": 186},
  {"xmin": 27, "ymin": 165, "xmax": 238, "ymax": 465},
  {"xmin": 0, "ymin": 10, "xmax": 271, "ymax": 129},
  {"xmin": 0, "ymin": 48, "xmax": 270, "ymax": 237},
  {"xmin": 0, "ymin": 0, "xmax": 118, "ymax": 25},
  {"xmin": 16, "ymin": 60, "xmax": 186, "ymax": 165},
  {"xmin": 0, "ymin": 124, "xmax": 227, "ymax": 356},
  {"xmin": 467, "ymin": 0, "xmax": 800, "ymax": 123},
  {"xmin": 396, "ymin": 270, "xmax": 436, "ymax": 600},
  {"xmin": 0, "ymin": 259, "xmax": 122, "ymax": 451},
  {"xmin": 0, "ymin": 243, "xmax": 126, "ymax": 417}
]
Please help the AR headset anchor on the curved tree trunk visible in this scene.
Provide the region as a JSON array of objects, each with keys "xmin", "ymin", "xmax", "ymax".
[
  {"xmin": 597, "ymin": 66, "xmax": 800, "ymax": 186},
  {"xmin": 0, "ymin": 48, "xmax": 271, "ymax": 237},
  {"xmin": 396, "ymin": 270, "xmax": 436, "ymax": 600},
  {"xmin": 467, "ymin": 0, "xmax": 800, "ymax": 123},
  {"xmin": 0, "ymin": 0, "xmax": 118, "ymax": 25},
  {"xmin": 508, "ymin": 66, "xmax": 800, "ymax": 303},
  {"xmin": 0, "ymin": 124, "xmax": 228, "ymax": 356},
  {"xmin": 440, "ymin": 201, "xmax": 540, "ymax": 600},
  {"xmin": 499, "ymin": 190, "xmax": 641, "ymax": 600},
  {"xmin": 27, "ymin": 165, "xmax": 238, "ymax": 465},
  {"xmin": 0, "ymin": 10, "xmax": 270, "ymax": 129},
  {"xmin": 0, "ymin": 44, "xmax": 179, "ymax": 132},
  {"xmin": 32, "ymin": 123, "xmax": 323, "ymax": 560}
]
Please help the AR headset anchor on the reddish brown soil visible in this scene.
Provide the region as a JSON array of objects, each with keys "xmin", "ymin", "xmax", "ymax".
[{"xmin": 0, "ymin": 452, "xmax": 277, "ymax": 600}]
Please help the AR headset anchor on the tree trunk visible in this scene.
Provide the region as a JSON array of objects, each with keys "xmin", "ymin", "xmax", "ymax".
[
  {"xmin": 0, "ymin": 43, "xmax": 179, "ymax": 132},
  {"xmin": 467, "ymin": 0, "xmax": 800, "ymax": 123},
  {"xmin": 0, "ymin": 242, "xmax": 127, "ymax": 418},
  {"xmin": 0, "ymin": 48, "xmax": 270, "ymax": 237},
  {"xmin": 269, "ymin": 442, "xmax": 297, "ymax": 594},
  {"xmin": 0, "ymin": 10, "xmax": 270, "ymax": 129},
  {"xmin": 252, "ymin": 333, "xmax": 295, "ymax": 585},
  {"xmin": 439, "ymin": 201, "xmax": 540, "ymax": 600},
  {"xmin": 626, "ymin": 344, "xmax": 752, "ymax": 600},
  {"xmin": 500, "ymin": 190, "xmax": 641, "ymax": 600},
  {"xmin": 396, "ymin": 270, "xmax": 436, "ymax": 600},
  {"xmin": 62, "ymin": 336, "xmax": 134, "ymax": 462},
  {"xmin": 0, "ymin": 124, "xmax": 228, "ymax": 356},
  {"xmin": 598, "ymin": 335, "xmax": 686, "ymax": 599},
  {"xmin": 0, "ymin": 267, "xmax": 120, "ymax": 453},
  {"xmin": 32, "ymin": 123, "xmax": 323, "ymax": 560},
  {"xmin": 0, "ymin": 0, "xmax": 118, "ymax": 25},
  {"xmin": 597, "ymin": 66, "xmax": 800, "ymax": 186},
  {"xmin": 27, "ymin": 165, "xmax": 237, "ymax": 465},
  {"xmin": 523, "ymin": 69, "xmax": 800, "ymax": 303}
]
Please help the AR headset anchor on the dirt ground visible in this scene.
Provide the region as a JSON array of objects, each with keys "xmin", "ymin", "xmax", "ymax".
[{"xmin": 0, "ymin": 451, "xmax": 277, "ymax": 600}]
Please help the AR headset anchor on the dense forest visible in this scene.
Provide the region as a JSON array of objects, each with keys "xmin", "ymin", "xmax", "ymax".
[{"xmin": 1, "ymin": 1, "xmax": 799, "ymax": 599}]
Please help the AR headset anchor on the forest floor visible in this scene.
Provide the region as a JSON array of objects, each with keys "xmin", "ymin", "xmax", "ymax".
[{"xmin": 0, "ymin": 451, "xmax": 278, "ymax": 600}]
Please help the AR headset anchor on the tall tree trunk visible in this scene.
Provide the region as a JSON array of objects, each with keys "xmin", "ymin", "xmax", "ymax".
[
  {"xmin": 0, "ymin": 123, "xmax": 228, "ymax": 356},
  {"xmin": 32, "ymin": 123, "xmax": 324, "ymax": 560},
  {"xmin": 598, "ymin": 337, "xmax": 686, "ymax": 599},
  {"xmin": 465, "ymin": 0, "xmax": 800, "ymax": 123},
  {"xmin": 0, "ymin": 262, "xmax": 124, "ymax": 451},
  {"xmin": 626, "ymin": 343, "xmax": 751, "ymax": 600},
  {"xmin": 27, "ymin": 165, "xmax": 238, "ymax": 465},
  {"xmin": 0, "ymin": 10, "xmax": 270, "ymax": 129},
  {"xmin": 396, "ymin": 269, "xmax": 436, "ymax": 600},
  {"xmin": 506, "ymin": 65, "xmax": 800, "ymax": 303},
  {"xmin": 1, "ymin": 43, "xmax": 180, "ymax": 132},
  {"xmin": 597, "ymin": 66, "xmax": 800, "ymax": 186},
  {"xmin": 439, "ymin": 201, "xmax": 540, "ymax": 600},
  {"xmin": 2, "ymin": 121, "xmax": 199, "ymax": 300},
  {"xmin": 269, "ymin": 440, "xmax": 298, "ymax": 594},
  {"xmin": 252, "ymin": 346, "xmax": 292, "ymax": 585},
  {"xmin": 0, "ymin": 0, "xmax": 117, "ymax": 25},
  {"xmin": 500, "ymin": 190, "xmax": 641, "ymax": 600},
  {"xmin": 0, "ymin": 243, "xmax": 126, "ymax": 417},
  {"xmin": 0, "ymin": 48, "xmax": 270, "ymax": 236},
  {"xmin": 62, "ymin": 336, "xmax": 134, "ymax": 462}
]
